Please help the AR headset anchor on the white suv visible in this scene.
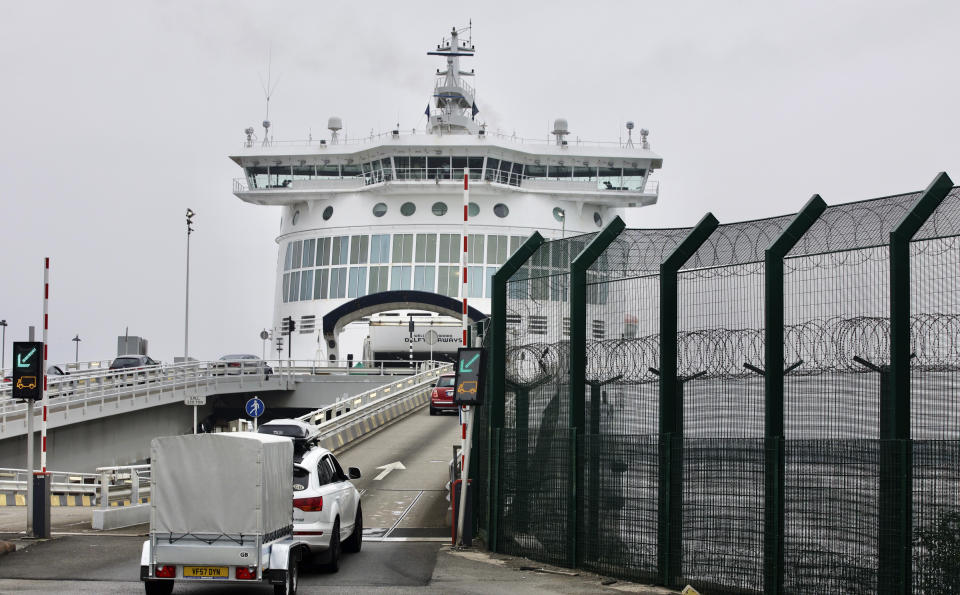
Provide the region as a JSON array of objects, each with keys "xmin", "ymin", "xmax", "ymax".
[{"xmin": 293, "ymin": 446, "xmax": 362, "ymax": 572}]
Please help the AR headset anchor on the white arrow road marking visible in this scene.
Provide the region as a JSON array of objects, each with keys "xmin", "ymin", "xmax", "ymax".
[{"xmin": 374, "ymin": 461, "xmax": 406, "ymax": 481}]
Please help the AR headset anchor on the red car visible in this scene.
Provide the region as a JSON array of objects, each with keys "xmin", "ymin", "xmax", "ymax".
[{"xmin": 429, "ymin": 374, "xmax": 457, "ymax": 415}]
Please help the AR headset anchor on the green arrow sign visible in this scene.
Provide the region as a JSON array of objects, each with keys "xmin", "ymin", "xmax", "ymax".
[
  {"xmin": 16, "ymin": 347, "xmax": 37, "ymax": 368},
  {"xmin": 459, "ymin": 353, "xmax": 480, "ymax": 373}
]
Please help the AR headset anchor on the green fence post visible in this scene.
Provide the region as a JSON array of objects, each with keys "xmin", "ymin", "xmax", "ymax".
[
  {"xmin": 884, "ymin": 172, "xmax": 953, "ymax": 594},
  {"xmin": 488, "ymin": 231, "xmax": 544, "ymax": 552},
  {"xmin": 763, "ymin": 195, "xmax": 827, "ymax": 595},
  {"xmin": 569, "ymin": 216, "xmax": 626, "ymax": 567},
  {"xmin": 658, "ymin": 213, "xmax": 719, "ymax": 587}
]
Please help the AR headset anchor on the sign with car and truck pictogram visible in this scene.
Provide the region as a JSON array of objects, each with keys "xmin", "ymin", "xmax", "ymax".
[
  {"xmin": 12, "ymin": 342, "xmax": 43, "ymax": 400},
  {"xmin": 453, "ymin": 348, "xmax": 486, "ymax": 406}
]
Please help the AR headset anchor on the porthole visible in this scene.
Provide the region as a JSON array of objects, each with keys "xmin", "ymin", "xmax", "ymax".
[
  {"xmin": 292, "ymin": 210, "xmax": 300, "ymax": 226},
  {"xmin": 401, "ymin": 202, "xmax": 417, "ymax": 216},
  {"xmin": 432, "ymin": 202, "xmax": 448, "ymax": 216},
  {"xmin": 594, "ymin": 211, "xmax": 603, "ymax": 227},
  {"xmin": 493, "ymin": 203, "xmax": 509, "ymax": 218},
  {"xmin": 322, "ymin": 206, "xmax": 334, "ymax": 221},
  {"xmin": 553, "ymin": 207, "xmax": 566, "ymax": 222},
  {"xmin": 468, "ymin": 202, "xmax": 480, "ymax": 217},
  {"xmin": 373, "ymin": 203, "xmax": 388, "ymax": 217}
]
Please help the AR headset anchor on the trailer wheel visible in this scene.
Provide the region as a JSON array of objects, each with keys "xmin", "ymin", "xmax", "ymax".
[
  {"xmin": 144, "ymin": 579, "xmax": 173, "ymax": 595},
  {"xmin": 274, "ymin": 555, "xmax": 298, "ymax": 595}
]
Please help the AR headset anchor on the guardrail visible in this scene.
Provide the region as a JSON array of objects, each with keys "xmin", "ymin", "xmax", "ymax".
[{"xmin": 0, "ymin": 464, "xmax": 150, "ymax": 507}]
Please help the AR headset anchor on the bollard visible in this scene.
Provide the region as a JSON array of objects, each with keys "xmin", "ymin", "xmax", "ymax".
[
  {"xmin": 130, "ymin": 468, "xmax": 139, "ymax": 504},
  {"xmin": 99, "ymin": 471, "xmax": 109, "ymax": 508}
]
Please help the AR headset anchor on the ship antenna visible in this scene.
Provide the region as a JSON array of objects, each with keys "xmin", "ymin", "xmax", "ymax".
[{"xmin": 259, "ymin": 49, "xmax": 281, "ymax": 147}]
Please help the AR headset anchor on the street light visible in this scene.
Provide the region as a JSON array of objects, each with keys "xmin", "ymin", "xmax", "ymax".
[
  {"xmin": 72, "ymin": 335, "xmax": 81, "ymax": 364},
  {"xmin": 184, "ymin": 208, "xmax": 195, "ymax": 361},
  {"xmin": 557, "ymin": 208, "xmax": 566, "ymax": 239},
  {"xmin": 0, "ymin": 320, "xmax": 6, "ymax": 373}
]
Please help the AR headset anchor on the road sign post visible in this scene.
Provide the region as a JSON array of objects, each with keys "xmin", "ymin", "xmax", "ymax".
[
  {"xmin": 425, "ymin": 329, "xmax": 439, "ymax": 362},
  {"xmin": 245, "ymin": 396, "xmax": 265, "ymax": 431},
  {"xmin": 185, "ymin": 395, "xmax": 206, "ymax": 434}
]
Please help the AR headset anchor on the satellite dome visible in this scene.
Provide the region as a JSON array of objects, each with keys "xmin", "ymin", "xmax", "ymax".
[
  {"xmin": 626, "ymin": 121, "xmax": 635, "ymax": 130},
  {"xmin": 552, "ymin": 118, "xmax": 569, "ymax": 135},
  {"xmin": 328, "ymin": 117, "xmax": 343, "ymax": 132}
]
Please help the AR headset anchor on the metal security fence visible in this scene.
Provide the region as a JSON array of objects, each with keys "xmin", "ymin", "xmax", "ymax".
[{"xmin": 477, "ymin": 173, "xmax": 960, "ymax": 594}]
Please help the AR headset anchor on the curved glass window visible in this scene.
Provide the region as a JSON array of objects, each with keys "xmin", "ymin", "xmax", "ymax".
[
  {"xmin": 401, "ymin": 202, "xmax": 416, "ymax": 216},
  {"xmin": 292, "ymin": 210, "xmax": 300, "ymax": 226},
  {"xmin": 468, "ymin": 202, "xmax": 479, "ymax": 217},
  {"xmin": 372, "ymin": 203, "xmax": 387, "ymax": 217},
  {"xmin": 553, "ymin": 207, "xmax": 566, "ymax": 222},
  {"xmin": 493, "ymin": 203, "xmax": 509, "ymax": 218},
  {"xmin": 432, "ymin": 202, "xmax": 448, "ymax": 216},
  {"xmin": 322, "ymin": 206, "xmax": 333, "ymax": 220},
  {"xmin": 594, "ymin": 211, "xmax": 603, "ymax": 227}
]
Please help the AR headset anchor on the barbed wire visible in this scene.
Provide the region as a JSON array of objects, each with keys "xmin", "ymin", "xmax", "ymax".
[{"xmin": 505, "ymin": 314, "xmax": 960, "ymax": 387}]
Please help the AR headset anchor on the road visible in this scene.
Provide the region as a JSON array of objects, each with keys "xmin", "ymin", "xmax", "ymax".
[{"xmin": 0, "ymin": 404, "xmax": 464, "ymax": 592}]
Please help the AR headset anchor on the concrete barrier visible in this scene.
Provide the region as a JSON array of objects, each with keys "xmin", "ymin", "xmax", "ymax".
[{"xmin": 92, "ymin": 503, "xmax": 149, "ymax": 530}]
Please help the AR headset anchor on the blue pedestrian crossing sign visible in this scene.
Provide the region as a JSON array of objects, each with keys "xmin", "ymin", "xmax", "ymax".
[{"xmin": 245, "ymin": 397, "xmax": 265, "ymax": 418}]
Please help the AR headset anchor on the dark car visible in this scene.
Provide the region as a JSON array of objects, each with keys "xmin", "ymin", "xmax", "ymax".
[
  {"xmin": 109, "ymin": 355, "xmax": 160, "ymax": 370},
  {"xmin": 429, "ymin": 374, "xmax": 458, "ymax": 415}
]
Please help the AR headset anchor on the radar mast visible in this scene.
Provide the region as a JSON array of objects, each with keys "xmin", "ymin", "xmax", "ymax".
[{"xmin": 426, "ymin": 24, "xmax": 479, "ymax": 135}]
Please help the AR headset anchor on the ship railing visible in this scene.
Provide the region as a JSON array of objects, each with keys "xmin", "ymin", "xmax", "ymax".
[
  {"xmin": 434, "ymin": 76, "xmax": 475, "ymax": 99},
  {"xmin": 237, "ymin": 129, "xmax": 654, "ymax": 150}
]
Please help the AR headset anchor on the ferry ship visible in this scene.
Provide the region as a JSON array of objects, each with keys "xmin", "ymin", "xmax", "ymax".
[{"xmin": 230, "ymin": 25, "xmax": 662, "ymax": 362}]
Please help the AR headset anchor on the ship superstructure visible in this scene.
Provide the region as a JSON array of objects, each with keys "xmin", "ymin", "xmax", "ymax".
[{"xmin": 230, "ymin": 26, "xmax": 662, "ymax": 361}]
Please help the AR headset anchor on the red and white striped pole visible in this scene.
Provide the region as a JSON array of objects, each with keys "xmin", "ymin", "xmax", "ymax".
[
  {"xmin": 41, "ymin": 257, "xmax": 49, "ymax": 474},
  {"xmin": 456, "ymin": 167, "xmax": 473, "ymax": 546}
]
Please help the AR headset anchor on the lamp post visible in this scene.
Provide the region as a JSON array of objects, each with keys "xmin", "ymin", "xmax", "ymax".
[
  {"xmin": 72, "ymin": 335, "xmax": 81, "ymax": 364},
  {"xmin": 557, "ymin": 208, "xmax": 566, "ymax": 239},
  {"xmin": 0, "ymin": 319, "xmax": 6, "ymax": 373},
  {"xmin": 184, "ymin": 209, "xmax": 195, "ymax": 361}
]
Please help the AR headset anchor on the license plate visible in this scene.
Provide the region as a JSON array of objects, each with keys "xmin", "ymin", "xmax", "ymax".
[{"xmin": 183, "ymin": 566, "xmax": 229, "ymax": 578}]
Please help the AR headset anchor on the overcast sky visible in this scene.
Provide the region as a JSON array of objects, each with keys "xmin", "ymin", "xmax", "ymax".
[{"xmin": 1, "ymin": 1, "xmax": 958, "ymax": 367}]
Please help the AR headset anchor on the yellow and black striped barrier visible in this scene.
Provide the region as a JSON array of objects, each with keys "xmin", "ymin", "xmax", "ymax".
[{"xmin": 0, "ymin": 492, "xmax": 149, "ymax": 507}]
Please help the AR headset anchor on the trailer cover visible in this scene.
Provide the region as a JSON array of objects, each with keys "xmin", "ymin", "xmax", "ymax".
[{"xmin": 151, "ymin": 433, "xmax": 293, "ymax": 537}]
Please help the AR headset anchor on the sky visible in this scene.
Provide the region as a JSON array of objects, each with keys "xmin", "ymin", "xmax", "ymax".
[{"xmin": 1, "ymin": 1, "xmax": 959, "ymax": 367}]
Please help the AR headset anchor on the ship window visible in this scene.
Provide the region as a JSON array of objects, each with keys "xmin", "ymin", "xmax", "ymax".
[
  {"xmin": 392, "ymin": 234, "xmax": 413, "ymax": 262},
  {"xmin": 408, "ymin": 156, "xmax": 426, "ymax": 179},
  {"xmin": 493, "ymin": 204, "xmax": 509, "ymax": 218},
  {"xmin": 350, "ymin": 235, "xmax": 369, "ymax": 264},
  {"xmin": 594, "ymin": 212, "xmax": 603, "ymax": 228},
  {"xmin": 372, "ymin": 202, "xmax": 388, "ymax": 217},
  {"xmin": 413, "ymin": 266, "xmax": 436, "ymax": 291},
  {"xmin": 341, "ymin": 164, "xmax": 361, "ymax": 178},
  {"xmin": 496, "ymin": 160, "xmax": 513, "ymax": 185},
  {"xmin": 314, "ymin": 269, "xmax": 328, "ymax": 299},
  {"xmin": 370, "ymin": 234, "xmax": 390, "ymax": 264},
  {"xmin": 316, "ymin": 237, "xmax": 331, "ymax": 266},
  {"xmin": 549, "ymin": 165, "xmax": 572, "ymax": 180},
  {"xmin": 300, "ymin": 270, "xmax": 314, "ymax": 301},
  {"xmin": 467, "ymin": 234, "xmax": 484, "ymax": 264},
  {"xmin": 292, "ymin": 210, "xmax": 300, "ymax": 226},
  {"xmin": 317, "ymin": 164, "xmax": 340, "ymax": 177},
  {"xmin": 380, "ymin": 158, "xmax": 394, "ymax": 181},
  {"xmin": 348, "ymin": 267, "xmax": 367, "ymax": 298},
  {"xmin": 468, "ymin": 202, "xmax": 480, "ymax": 217},
  {"xmin": 553, "ymin": 207, "xmax": 566, "ymax": 223},
  {"xmin": 247, "ymin": 165, "xmax": 270, "ymax": 189},
  {"xmin": 282, "ymin": 273, "xmax": 290, "ymax": 303},
  {"xmin": 437, "ymin": 266, "xmax": 459, "ymax": 297},
  {"xmin": 524, "ymin": 164, "xmax": 546, "ymax": 179},
  {"xmin": 323, "ymin": 206, "xmax": 334, "ymax": 220},
  {"xmin": 598, "ymin": 166, "xmax": 623, "ymax": 190},
  {"xmin": 329, "ymin": 268, "xmax": 347, "ymax": 299},
  {"xmin": 573, "ymin": 166, "xmax": 596, "ymax": 181},
  {"xmin": 284, "ymin": 242, "xmax": 294, "ymax": 271},
  {"xmin": 288, "ymin": 271, "xmax": 301, "ymax": 302},
  {"xmin": 484, "ymin": 158, "xmax": 500, "ymax": 181},
  {"xmin": 415, "ymin": 234, "xmax": 437, "ymax": 263},
  {"xmin": 622, "ymin": 167, "xmax": 647, "ymax": 191},
  {"xmin": 368, "ymin": 266, "xmax": 389, "ymax": 293},
  {"xmin": 292, "ymin": 165, "xmax": 314, "ymax": 179},
  {"xmin": 331, "ymin": 236, "xmax": 349, "ymax": 265},
  {"xmin": 400, "ymin": 202, "xmax": 417, "ymax": 216},
  {"xmin": 302, "ymin": 239, "xmax": 316, "ymax": 268},
  {"xmin": 552, "ymin": 242, "xmax": 569, "ymax": 269},
  {"xmin": 427, "ymin": 156, "xmax": 451, "ymax": 180},
  {"xmin": 485, "ymin": 267, "xmax": 497, "ymax": 298},
  {"xmin": 432, "ymin": 202, "xmax": 448, "ymax": 216},
  {"xmin": 510, "ymin": 235, "xmax": 526, "ymax": 255},
  {"xmin": 390, "ymin": 266, "xmax": 412, "ymax": 290},
  {"xmin": 467, "ymin": 266, "xmax": 484, "ymax": 298},
  {"xmin": 487, "ymin": 235, "xmax": 509, "ymax": 265},
  {"xmin": 438, "ymin": 234, "xmax": 459, "ymax": 263},
  {"xmin": 291, "ymin": 241, "xmax": 303, "ymax": 270}
]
